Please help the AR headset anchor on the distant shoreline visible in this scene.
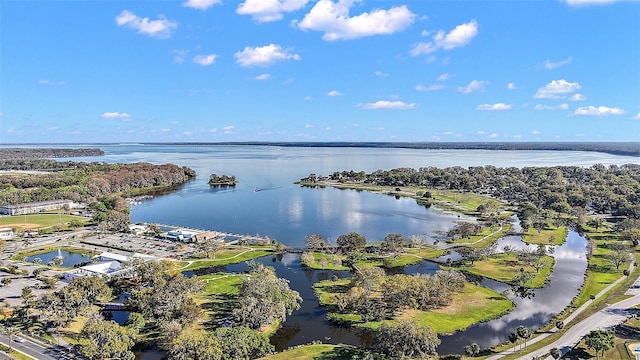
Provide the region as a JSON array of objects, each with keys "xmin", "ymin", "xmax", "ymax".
[{"xmin": 1, "ymin": 142, "xmax": 639, "ymax": 157}]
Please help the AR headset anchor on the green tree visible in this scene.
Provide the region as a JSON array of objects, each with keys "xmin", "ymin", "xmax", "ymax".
[
  {"xmin": 125, "ymin": 312, "xmax": 146, "ymax": 331},
  {"xmin": 550, "ymin": 347, "xmax": 562, "ymax": 359},
  {"xmin": 0, "ymin": 322, "xmax": 21, "ymax": 353},
  {"xmin": 233, "ymin": 264, "xmax": 302, "ymax": 329},
  {"xmin": 605, "ymin": 243, "xmax": 629, "ymax": 270},
  {"xmin": 336, "ymin": 232, "xmax": 367, "ymax": 254},
  {"xmin": 583, "ymin": 329, "xmax": 615, "ymax": 359},
  {"xmin": 380, "ymin": 233, "xmax": 405, "ymax": 255},
  {"xmin": 516, "ymin": 325, "xmax": 531, "ymax": 351},
  {"xmin": 214, "ymin": 326, "xmax": 274, "ymax": 360},
  {"xmin": 351, "ymin": 266, "xmax": 385, "ymax": 296},
  {"xmin": 375, "ymin": 319, "xmax": 440, "ymax": 359},
  {"xmin": 464, "ymin": 342, "xmax": 480, "ymax": 357},
  {"xmin": 167, "ymin": 328, "xmax": 222, "ymax": 360},
  {"xmin": 79, "ymin": 316, "xmax": 136, "ymax": 360}
]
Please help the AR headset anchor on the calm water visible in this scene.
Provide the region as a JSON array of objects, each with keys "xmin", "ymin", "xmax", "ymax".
[
  {"xmin": 26, "ymin": 250, "xmax": 92, "ymax": 267},
  {"xmin": 51, "ymin": 145, "xmax": 631, "ymax": 355}
]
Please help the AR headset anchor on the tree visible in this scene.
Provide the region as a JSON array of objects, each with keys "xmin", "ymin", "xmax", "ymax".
[
  {"xmin": 508, "ymin": 332, "xmax": 518, "ymax": 350},
  {"xmin": 351, "ymin": 266, "xmax": 385, "ymax": 296},
  {"xmin": 464, "ymin": 343, "xmax": 480, "ymax": 357},
  {"xmin": 336, "ymin": 232, "xmax": 366, "ymax": 254},
  {"xmin": 304, "ymin": 234, "xmax": 325, "ymax": 251},
  {"xmin": 0, "ymin": 322, "xmax": 20, "ymax": 353},
  {"xmin": 380, "ymin": 233, "xmax": 405, "ymax": 255},
  {"xmin": 300, "ymin": 252, "xmax": 314, "ymax": 267},
  {"xmin": 605, "ymin": 243, "xmax": 629, "ymax": 270},
  {"xmin": 198, "ymin": 238, "xmax": 226, "ymax": 259},
  {"xmin": 458, "ymin": 246, "xmax": 484, "ymax": 266},
  {"xmin": 375, "ymin": 319, "xmax": 440, "ymax": 359},
  {"xmin": 587, "ymin": 217, "xmax": 605, "ymax": 231},
  {"xmin": 233, "ymin": 264, "xmax": 302, "ymax": 329},
  {"xmin": 124, "ymin": 312, "xmax": 146, "ymax": 331},
  {"xmin": 555, "ymin": 321, "xmax": 564, "ymax": 330},
  {"xmin": 167, "ymin": 328, "xmax": 222, "ymax": 360},
  {"xmin": 550, "ymin": 347, "xmax": 562, "ymax": 359},
  {"xmin": 214, "ymin": 326, "xmax": 274, "ymax": 360},
  {"xmin": 516, "ymin": 325, "xmax": 531, "ymax": 351},
  {"xmin": 583, "ymin": 329, "xmax": 615, "ymax": 359},
  {"xmin": 79, "ymin": 316, "xmax": 136, "ymax": 360}
]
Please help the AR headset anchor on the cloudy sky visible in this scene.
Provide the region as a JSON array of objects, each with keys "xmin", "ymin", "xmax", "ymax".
[{"xmin": 1, "ymin": 0, "xmax": 639, "ymax": 143}]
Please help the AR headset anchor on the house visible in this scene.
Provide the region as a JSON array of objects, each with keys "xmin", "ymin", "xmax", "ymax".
[{"xmin": 0, "ymin": 228, "xmax": 14, "ymax": 240}]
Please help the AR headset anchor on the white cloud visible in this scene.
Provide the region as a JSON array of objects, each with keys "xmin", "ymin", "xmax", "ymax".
[
  {"xmin": 477, "ymin": 103, "xmax": 512, "ymax": 111},
  {"xmin": 532, "ymin": 130, "xmax": 541, "ymax": 135},
  {"xmin": 295, "ymin": 0, "xmax": 416, "ymax": 41},
  {"xmin": 573, "ymin": 105, "xmax": 625, "ymax": 116},
  {"xmin": 223, "ymin": 126, "xmax": 235, "ymax": 134},
  {"xmin": 563, "ymin": 0, "xmax": 621, "ymax": 6},
  {"xmin": 375, "ymin": 71, "xmax": 389, "ymax": 77},
  {"xmin": 411, "ymin": 20, "xmax": 478, "ymax": 56},
  {"xmin": 534, "ymin": 79, "xmax": 581, "ymax": 99},
  {"xmin": 238, "ymin": 0, "xmax": 309, "ymax": 23},
  {"xmin": 234, "ymin": 44, "xmax": 300, "ymax": 67},
  {"xmin": 633, "ymin": 113, "xmax": 640, "ymax": 120},
  {"xmin": 543, "ymin": 56, "xmax": 572, "ymax": 69},
  {"xmin": 115, "ymin": 10, "xmax": 177, "ymax": 38},
  {"xmin": 39, "ymin": 80, "xmax": 66, "ymax": 86},
  {"xmin": 534, "ymin": 103, "xmax": 569, "ymax": 110},
  {"xmin": 507, "ymin": 82, "xmax": 516, "ymax": 90},
  {"xmin": 458, "ymin": 80, "xmax": 486, "ymax": 94},
  {"xmin": 255, "ymin": 74, "xmax": 271, "ymax": 80},
  {"xmin": 182, "ymin": 0, "xmax": 221, "ymax": 10},
  {"xmin": 488, "ymin": 133, "xmax": 499, "ymax": 138},
  {"xmin": 359, "ymin": 100, "xmax": 416, "ymax": 110},
  {"xmin": 327, "ymin": 90, "xmax": 343, "ymax": 96},
  {"xmin": 569, "ymin": 93, "xmax": 587, "ymax": 101},
  {"xmin": 415, "ymin": 84, "xmax": 446, "ymax": 91},
  {"xmin": 102, "ymin": 112, "xmax": 131, "ymax": 119},
  {"xmin": 193, "ymin": 54, "xmax": 217, "ymax": 66},
  {"xmin": 436, "ymin": 73, "xmax": 452, "ymax": 81}
]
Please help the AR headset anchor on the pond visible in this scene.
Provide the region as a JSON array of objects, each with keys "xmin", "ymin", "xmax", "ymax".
[
  {"xmin": 177, "ymin": 228, "xmax": 587, "ymax": 355},
  {"xmin": 26, "ymin": 249, "xmax": 92, "ymax": 268}
]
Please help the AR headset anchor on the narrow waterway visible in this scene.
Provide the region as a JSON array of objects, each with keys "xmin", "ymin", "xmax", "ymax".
[{"xmin": 177, "ymin": 229, "xmax": 587, "ymax": 355}]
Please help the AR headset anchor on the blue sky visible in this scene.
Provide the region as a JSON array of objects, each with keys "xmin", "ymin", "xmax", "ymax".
[{"xmin": 1, "ymin": 0, "xmax": 639, "ymax": 143}]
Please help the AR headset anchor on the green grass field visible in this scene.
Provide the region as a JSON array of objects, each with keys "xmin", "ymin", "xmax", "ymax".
[
  {"xmin": 0, "ymin": 213, "xmax": 88, "ymax": 231},
  {"xmin": 462, "ymin": 254, "xmax": 554, "ymax": 288}
]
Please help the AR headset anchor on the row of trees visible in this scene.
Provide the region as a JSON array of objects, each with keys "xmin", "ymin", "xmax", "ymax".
[
  {"xmin": 0, "ymin": 160, "xmax": 196, "ymax": 205},
  {"xmin": 302, "ymin": 164, "xmax": 640, "ymax": 217}
]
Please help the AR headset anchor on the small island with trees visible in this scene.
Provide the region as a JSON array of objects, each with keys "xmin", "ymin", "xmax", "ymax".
[{"xmin": 208, "ymin": 173, "xmax": 238, "ymax": 187}]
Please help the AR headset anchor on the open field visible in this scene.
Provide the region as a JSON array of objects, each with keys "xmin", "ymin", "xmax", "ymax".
[{"xmin": 0, "ymin": 214, "xmax": 88, "ymax": 231}]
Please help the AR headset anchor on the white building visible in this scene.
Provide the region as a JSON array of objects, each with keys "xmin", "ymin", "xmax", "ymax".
[
  {"xmin": 63, "ymin": 251, "xmax": 160, "ymax": 281},
  {"xmin": 0, "ymin": 227, "xmax": 14, "ymax": 240},
  {"xmin": 0, "ymin": 200, "xmax": 78, "ymax": 215}
]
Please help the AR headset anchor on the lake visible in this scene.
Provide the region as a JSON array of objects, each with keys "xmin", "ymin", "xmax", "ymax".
[{"xmin": 54, "ymin": 144, "xmax": 634, "ymax": 354}]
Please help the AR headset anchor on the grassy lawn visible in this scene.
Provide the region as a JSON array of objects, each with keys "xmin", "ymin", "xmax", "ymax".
[
  {"xmin": 448, "ymin": 223, "xmax": 512, "ymax": 248},
  {"xmin": 260, "ymin": 344, "xmax": 377, "ymax": 360},
  {"xmin": 522, "ymin": 226, "xmax": 568, "ymax": 245},
  {"xmin": 462, "ymin": 254, "xmax": 554, "ymax": 288},
  {"xmin": 314, "ymin": 279, "xmax": 513, "ymax": 335},
  {"xmin": 396, "ymin": 282, "xmax": 514, "ymax": 334},
  {"xmin": 0, "ymin": 213, "xmax": 89, "ymax": 231},
  {"xmin": 303, "ymin": 252, "xmax": 349, "ymax": 271},
  {"xmin": 199, "ymin": 273, "xmax": 244, "ymax": 296},
  {"xmin": 181, "ymin": 248, "xmax": 275, "ymax": 270}
]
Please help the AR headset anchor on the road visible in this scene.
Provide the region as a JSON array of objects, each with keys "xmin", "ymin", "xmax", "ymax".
[
  {"xmin": 487, "ymin": 260, "xmax": 639, "ymax": 360},
  {"xmin": 515, "ymin": 292, "xmax": 640, "ymax": 360},
  {"xmin": 0, "ymin": 334, "xmax": 63, "ymax": 360}
]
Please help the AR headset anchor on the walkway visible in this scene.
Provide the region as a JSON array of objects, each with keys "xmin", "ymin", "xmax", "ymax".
[{"xmin": 486, "ymin": 259, "xmax": 638, "ymax": 360}]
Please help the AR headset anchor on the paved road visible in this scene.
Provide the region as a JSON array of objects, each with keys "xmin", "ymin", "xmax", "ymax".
[
  {"xmin": 514, "ymin": 292, "xmax": 640, "ymax": 360},
  {"xmin": 0, "ymin": 334, "xmax": 61, "ymax": 360},
  {"xmin": 487, "ymin": 260, "xmax": 639, "ymax": 360}
]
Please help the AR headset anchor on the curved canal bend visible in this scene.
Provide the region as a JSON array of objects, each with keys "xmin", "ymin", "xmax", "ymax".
[{"xmin": 188, "ymin": 229, "xmax": 587, "ymax": 355}]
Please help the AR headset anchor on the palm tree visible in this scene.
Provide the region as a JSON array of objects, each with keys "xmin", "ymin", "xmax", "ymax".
[
  {"xmin": 516, "ymin": 325, "xmax": 531, "ymax": 351},
  {"xmin": 0, "ymin": 323, "xmax": 21, "ymax": 353}
]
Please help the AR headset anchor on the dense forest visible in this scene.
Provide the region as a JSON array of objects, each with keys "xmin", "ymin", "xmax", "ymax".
[
  {"xmin": 0, "ymin": 148, "xmax": 104, "ymax": 160},
  {"xmin": 301, "ymin": 164, "xmax": 640, "ymax": 218},
  {"xmin": 0, "ymin": 160, "xmax": 196, "ymax": 206}
]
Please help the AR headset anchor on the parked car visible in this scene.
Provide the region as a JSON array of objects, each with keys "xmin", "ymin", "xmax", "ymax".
[{"xmin": 14, "ymin": 336, "xmax": 25, "ymax": 343}]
